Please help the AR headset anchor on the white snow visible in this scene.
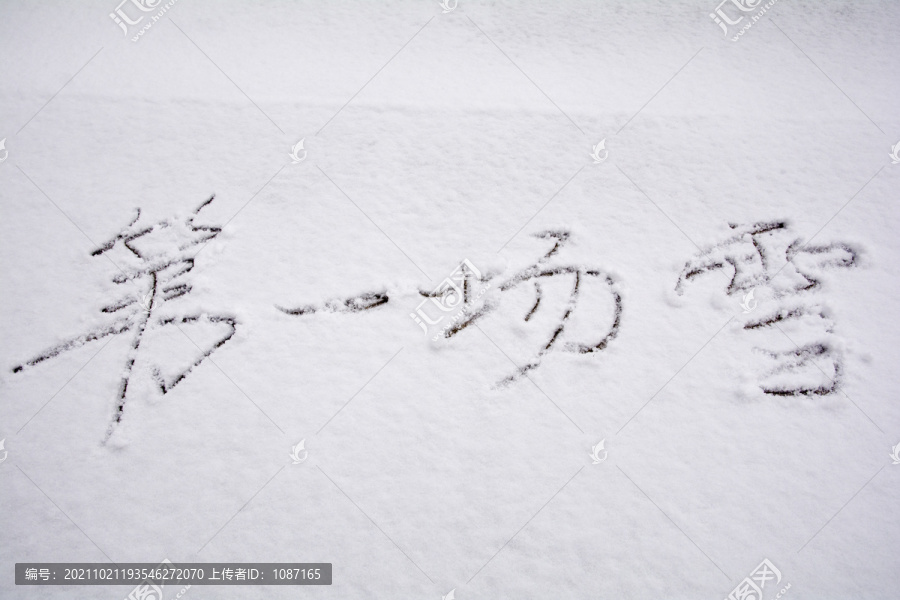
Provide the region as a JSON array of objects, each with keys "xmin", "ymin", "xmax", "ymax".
[{"xmin": 1, "ymin": 1, "xmax": 898, "ymax": 598}]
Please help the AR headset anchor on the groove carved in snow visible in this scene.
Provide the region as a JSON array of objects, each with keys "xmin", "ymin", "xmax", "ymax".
[
  {"xmin": 676, "ymin": 221, "xmax": 860, "ymax": 397},
  {"xmin": 11, "ymin": 196, "xmax": 236, "ymax": 440}
]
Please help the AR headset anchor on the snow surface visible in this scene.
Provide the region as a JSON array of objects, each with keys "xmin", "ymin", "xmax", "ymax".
[{"xmin": 1, "ymin": 1, "xmax": 898, "ymax": 598}]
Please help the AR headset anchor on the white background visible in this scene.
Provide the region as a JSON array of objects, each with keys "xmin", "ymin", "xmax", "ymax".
[{"xmin": 1, "ymin": 1, "xmax": 898, "ymax": 598}]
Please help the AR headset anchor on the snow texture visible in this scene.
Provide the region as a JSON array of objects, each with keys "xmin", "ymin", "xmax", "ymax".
[{"xmin": 1, "ymin": 1, "xmax": 898, "ymax": 599}]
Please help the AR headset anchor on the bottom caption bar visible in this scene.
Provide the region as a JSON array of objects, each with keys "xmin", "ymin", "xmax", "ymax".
[{"xmin": 16, "ymin": 562, "xmax": 331, "ymax": 585}]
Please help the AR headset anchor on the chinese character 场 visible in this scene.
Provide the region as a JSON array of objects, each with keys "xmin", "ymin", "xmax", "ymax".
[
  {"xmin": 11, "ymin": 196, "xmax": 237, "ymax": 440},
  {"xmin": 676, "ymin": 221, "xmax": 859, "ymax": 396},
  {"xmin": 419, "ymin": 230, "xmax": 623, "ymax": 385}
]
